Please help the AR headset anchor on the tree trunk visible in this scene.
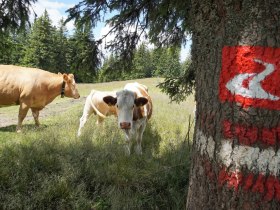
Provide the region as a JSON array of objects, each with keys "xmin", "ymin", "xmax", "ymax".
[{"xmin": 186, "ymin": 0, "xmax": 280, "ymax": 209}]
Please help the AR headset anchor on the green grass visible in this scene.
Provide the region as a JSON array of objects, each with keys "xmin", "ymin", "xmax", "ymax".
[{"xmin": 0, "ymin": 78, "xmax": 195, "ymax": 210}]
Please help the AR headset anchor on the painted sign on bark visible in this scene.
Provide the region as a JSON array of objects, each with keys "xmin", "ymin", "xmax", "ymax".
[
  {"xmin": 197, "ymin": 129, "xmax": 280, "ymax": 201},
  {"xmin": 222, "ymin": 120, "xmax": 280, "ymax": 147},
  {"xmin": 219, "ymin": 46, "xmax": 280, "ymax": 110}
]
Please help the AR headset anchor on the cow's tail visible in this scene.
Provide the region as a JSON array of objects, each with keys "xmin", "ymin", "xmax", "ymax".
[{"xmin": 89, "ymin": 90, "xmax": 107, "ymax": 118}]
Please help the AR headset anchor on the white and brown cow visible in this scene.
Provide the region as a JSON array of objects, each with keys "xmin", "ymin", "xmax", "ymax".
[
  {"xmin": 77, "ymin": 90, "xmax": 117, "ymax": 136},
  {"xmin": 0, "ymin": 65, "xmax": 80, "ymax": 132},
  {"xmin": 103, "ymin": 82, "xmax": 153, "ymax": 155}
]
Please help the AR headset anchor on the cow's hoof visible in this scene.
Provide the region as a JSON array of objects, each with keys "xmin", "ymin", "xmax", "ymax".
[{"xmin": 16, "ymin": 129, "xmax": 22, "ymax": 133}]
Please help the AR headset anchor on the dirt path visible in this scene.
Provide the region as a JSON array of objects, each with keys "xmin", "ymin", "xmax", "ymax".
[{"xmin": 0, "ymin": 97, "xmax": 86, "ymax": 128}]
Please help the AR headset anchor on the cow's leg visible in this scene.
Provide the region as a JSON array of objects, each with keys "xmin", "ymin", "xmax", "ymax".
[
  {"xmin": 31, "ymin": 108, "xmax": 40, "ymax": 126},
  {"xmin": 77, "ymin": 103, "xmax": 94, "ymax": 136},
  {"xmin": 124, "ymin": 130, "xmax": 132, "ymax": 155},
  {"xmin": 17, "ymin": 103, "xmax": 29, "ymax": 133},
  {"xmin": 135, "ymin": 123, "xmax": 146, "ymax": 155},
  {"xmin": 96, "ymin": 116, "xmax": 105, "ymax": 125}
]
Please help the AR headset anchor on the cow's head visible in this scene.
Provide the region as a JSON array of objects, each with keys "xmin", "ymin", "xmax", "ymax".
[
  {"xmin": 62, "ymin": 73, "xmax": 80, "ymax": 99},
  {"xmin": 103, "ymin": 90, "xmax": 148, "ymax": 129}
]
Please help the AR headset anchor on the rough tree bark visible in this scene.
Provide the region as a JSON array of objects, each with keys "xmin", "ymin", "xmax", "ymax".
[{"xmin": 186, "ymin": 0, "xmax": 280, "ymax": 209}]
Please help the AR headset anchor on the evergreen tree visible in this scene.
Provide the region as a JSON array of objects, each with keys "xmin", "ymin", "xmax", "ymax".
[
  {"xmin": 0, "ymin": 0, "xmax": 37, "ymax": 31},
  {"xmin": 157, "ymin": 58, "xmax": 194, "ymax": 103},
  {"xmin": 52, "ymin": 18, "xmax": 69, "ymax": 72},
  {"xmin": 152, "ymin": 47, "xmax": 181, "ymax": 77},
  {"xmin": 68, "ymin": 23, "xmax": 100, "ymax": 82},
  {"xmin": 0, "ymin": 29, "xmax": 28, "ymax": 65},
  {"xmin": 0, "ymin": 31, "xmax": 14, "ymax": 64},
  {"xmin": 98, "ymin": 55, "xmax": 123, "ymax": 82},
  {"xmin": 132, "ymin": 43, "xmax": 154, "ymax": 78},
  {"xmin": 21, "ymin": 10, "xmax": 56, "ymax": 71}
]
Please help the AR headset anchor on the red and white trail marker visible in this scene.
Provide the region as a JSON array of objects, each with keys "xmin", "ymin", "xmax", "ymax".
[
  {"xmin": 219, "ymin": 46, "xmax": 280, "ymax": 110},
  {"xmin": 197, "ymin": 129, "xmax": 280, "ymax": 201}
]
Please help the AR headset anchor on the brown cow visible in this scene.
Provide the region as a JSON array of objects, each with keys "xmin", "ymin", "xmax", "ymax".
[
  {"xmin": 77, "ymin": 89, "xmax": 117, "ymax": 136},
  {"xmin": 0, "ymin": 65, "xmax": 80, "ymax": 132}
]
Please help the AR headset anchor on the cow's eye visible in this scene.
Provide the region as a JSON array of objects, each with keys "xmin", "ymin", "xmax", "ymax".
[{"xmin": 116, "ymin": 105, "xmax": 119, "ymax": 108}]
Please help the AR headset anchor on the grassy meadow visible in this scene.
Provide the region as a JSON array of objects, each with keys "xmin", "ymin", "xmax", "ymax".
[{"xmin": 0, "ymin": 78, "xmax": 196, "ymax": 209}]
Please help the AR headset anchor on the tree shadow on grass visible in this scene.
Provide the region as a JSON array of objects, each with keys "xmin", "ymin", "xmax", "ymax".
[
  {"xmin": 0, "ymin": 124, "xmax": 48, "ymax": 133},
  {"xmin": 0, "ymin": 118, "xmax": 193, "ymax": 210}
]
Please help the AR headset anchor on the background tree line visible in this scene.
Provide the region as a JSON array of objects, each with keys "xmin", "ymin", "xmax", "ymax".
[
  {"xmin": 0, "ymin": 10, "xmax": 193, "ymax": 101},
  {"xmin": 0, "ymin": 10, "xmax": 99, "ymax": 83}
]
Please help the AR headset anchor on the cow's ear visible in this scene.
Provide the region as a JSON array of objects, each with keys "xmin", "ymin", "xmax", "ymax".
[
  {"xmin": 68, "ymin": 74, "xmax": 74, "ymax": 80},
  {"xmin": 103, "ymin": 96, "xmax": 117, "ymax": 106},
  {"xmin": 58, "ymin": 72, "xmax": 62, "ymax": 75},
  {"xmin": 68, "ymin": 74, "xmax": 74, "ymax": 82},
  {"xmin": 63, "ymin": 73, "xmax": 69, "ymax": 82},
  {"xmin": 135, "ymin": 97, "xmax": 148, "ymax": 107}
]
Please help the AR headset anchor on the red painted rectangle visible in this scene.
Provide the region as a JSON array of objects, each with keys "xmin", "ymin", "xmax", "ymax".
[
  {"xmin": 222, "ymin": 120, "xmax": 279, "ymax": 147},
  {"xmin": 204, "ymin": 160, "xmax": 280, "ymax": 201},
  {"xmin": 219, "ymin": 46, "xmax": 280, "ymax": 110}
]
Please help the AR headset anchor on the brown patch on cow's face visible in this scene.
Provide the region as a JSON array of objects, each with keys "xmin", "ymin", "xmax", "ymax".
[
  {"xmin": 133, "ymin": 106, "xmax": 144, "ymax": 121},
  {"xmin": 63, "ymin": 74, "xmax": 80, "ymax": 99}
]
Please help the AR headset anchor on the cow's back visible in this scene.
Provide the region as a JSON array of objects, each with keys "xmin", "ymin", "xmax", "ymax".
[
  {"xmin": 90, "ymin": 90, "xmax": 117, "ymax": 116},
  {"xmin": 0, "ymin": 65, "xmax": 49, "ymax": 106}
]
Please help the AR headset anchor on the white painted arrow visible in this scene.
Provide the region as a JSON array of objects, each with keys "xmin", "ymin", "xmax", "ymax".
[{"xmin": 226, "ymin": 59, "xmax": 279, "ymax": 101}]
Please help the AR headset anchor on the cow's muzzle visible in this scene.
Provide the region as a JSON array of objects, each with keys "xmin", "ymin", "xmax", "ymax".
[
  {"xmin": 74, "ymin": 94, "xmax": 80, "ymax": 99},
  {"xmin": 120, "ymin": 122, "xmax": 131, "ymax": 129}
]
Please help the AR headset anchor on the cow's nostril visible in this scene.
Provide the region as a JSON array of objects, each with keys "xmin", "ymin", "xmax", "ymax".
[{"xmin": 120, "ymin": 122, "xmax": 131, "ymax": 129}]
